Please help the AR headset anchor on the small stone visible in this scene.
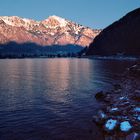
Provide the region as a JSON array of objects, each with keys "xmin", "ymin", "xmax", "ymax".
[
  {"xmin": 92, "ymin": 110, "xmax": 107, "ymax": 125},
  {"xmin": 132, "ymin": 90, "xmax": 140, "ymax": 101},
  {"xmin": 95, "ymin": 91, "xmax": 106, "ymax": 101},
  {"xmin": 135, "ymin": 90, "xmax": 140, "ymax": 94},
  {"xmin": 110, "ymin": 107, "xmax": 118, "ymax": 111},
  {"xmin": 98, "ymin": 110, "xmax": 107, "ymax": 119},
  {"xmin": 114, "ymin": 89, "xmax": 122, "ymax": 94},
  {"xmin": 119, "ymin": 96, "xmax": 128, "ymax": 100},
  {"xmin": 119, "ymin": 101, "xmax": 130, "ymax": 107},
  {"xmin": 109, "ymin": 107, "xmax": 121, "ymax": 115},
  {"xmin": 113, "ymin": 84, "xmax": 122, "ymax": 90},
  {"xmin": 92, "ymin": 115, "xmax": 101, "ymax": 124}
]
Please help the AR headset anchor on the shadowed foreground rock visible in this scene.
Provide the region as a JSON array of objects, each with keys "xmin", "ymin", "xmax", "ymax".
[{"xmin": 93, "ymin": 64, "xmax": 140, "ymax": 140}]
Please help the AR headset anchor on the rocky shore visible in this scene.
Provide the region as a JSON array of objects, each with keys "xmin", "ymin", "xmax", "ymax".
[{"xmin": 93, "ymin": 64, "xmax": 140, "ymax": 140}]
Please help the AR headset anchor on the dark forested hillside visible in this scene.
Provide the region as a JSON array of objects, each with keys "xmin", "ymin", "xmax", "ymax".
[
  {"xmin": 0, "ymin": 42, "xmax": 83, "ymax": 58},
  {"xmin": 87, "ymin": 8, "xmax": 140, "ymax": 56}
]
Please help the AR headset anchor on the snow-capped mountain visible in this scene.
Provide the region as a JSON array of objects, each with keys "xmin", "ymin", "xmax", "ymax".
[{"xmin": 0, "ymin": 15, "xmax": 101, "ymax": 47}]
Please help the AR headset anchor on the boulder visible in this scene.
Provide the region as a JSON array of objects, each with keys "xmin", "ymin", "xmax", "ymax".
[{"xmin": 95, "ymin": 91, "xmax": 106, "ymax": 100}]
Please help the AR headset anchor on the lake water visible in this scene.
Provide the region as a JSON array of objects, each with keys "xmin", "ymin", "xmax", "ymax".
[{"xmin": 0, "ymin": 58, "xmax": 135, "ymax": 140}]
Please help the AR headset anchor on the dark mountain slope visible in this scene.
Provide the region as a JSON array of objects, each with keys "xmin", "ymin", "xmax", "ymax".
[{"xmin": 87, "ymin": 8, "xmax": 140, "ymax": 56}]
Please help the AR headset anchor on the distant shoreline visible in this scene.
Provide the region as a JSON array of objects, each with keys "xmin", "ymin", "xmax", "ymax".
[
  {"xmin": 0, "ymin": 55, "xmax": 140, "ymax": 60},
  {"xmin": 85, "ymin": 55, "xmax": 140, "ymax": 61}
]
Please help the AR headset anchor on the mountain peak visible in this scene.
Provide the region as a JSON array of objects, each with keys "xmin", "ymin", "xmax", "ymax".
[
  {"xmin": 0, "ymin": 16, "xmax": 21, "ymax": 26},
  {"xmin": 44, "ymin": 15, "xmax": 68, "ymax": 27},
  {"xmin": 49, "ymin": 15, "xmax": 64, "ymax": 20}
]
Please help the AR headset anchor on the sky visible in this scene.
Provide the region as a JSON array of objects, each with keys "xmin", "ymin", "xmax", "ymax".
[{"xmin": 0, "ymin": 0, "xmax": 139, "ymax": 29}]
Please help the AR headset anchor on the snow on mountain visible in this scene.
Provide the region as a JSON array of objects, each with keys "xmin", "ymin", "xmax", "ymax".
[
  {"xmin": 0, "ymin": 15, "xmax": 101, "ymax": 46},
  {"xmin": 0, "ymin": 16, "xmax": 39, "ymax": 30},
  {"xmin": 49, "ymin": 15, "xmax": 68, "ymax": 27}
]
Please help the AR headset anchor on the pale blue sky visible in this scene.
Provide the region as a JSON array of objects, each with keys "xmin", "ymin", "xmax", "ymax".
[{"xmin": 0, "ymin": 0, "xmax": 140, "ymax": 29}]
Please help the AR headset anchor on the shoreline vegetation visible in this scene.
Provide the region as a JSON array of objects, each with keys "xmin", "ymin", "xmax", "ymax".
[
  {"xmin": 93, "ymin": 64, "xmax": 140, "ymax": 140},
  {"xmin": 0, "ymin": 42, "xmax": 87, "ymax": 59}
]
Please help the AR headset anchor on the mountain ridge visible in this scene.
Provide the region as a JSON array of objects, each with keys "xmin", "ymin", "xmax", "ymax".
[{"xmin": 0, "ymin": 15, "xmax": 101, "ymax": 47}]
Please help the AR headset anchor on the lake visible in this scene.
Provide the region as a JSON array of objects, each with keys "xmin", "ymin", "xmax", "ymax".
[{"xmin": 0, "ymin": 58, "xmax": 135, "ymax": 140}]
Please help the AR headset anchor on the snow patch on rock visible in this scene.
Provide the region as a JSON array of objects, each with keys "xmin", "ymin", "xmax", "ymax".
[
  {"xmin": 119, "ymin": 96, "xmax": 127, "ymax": 100},
  {"xmin": 120, "ymin": 121, "xmax": 132, "ymax": 132},
  {"xmin": 0, "ymin": 16, "xmax": 16, "ymax": 26},
  {"xmin": 105, "ymin": 119, "xmax": 117, "ymax": 131},
  {"xmin": 111, "ymin": 108, "xmax": 118, "ymax": 111}
]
